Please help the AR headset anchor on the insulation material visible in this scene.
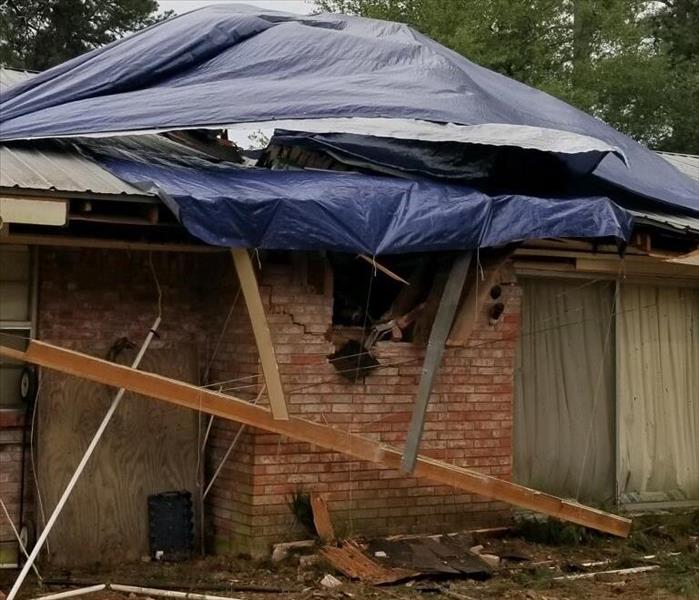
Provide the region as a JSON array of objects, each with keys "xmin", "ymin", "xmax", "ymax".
[
  {"xmin": 514, "ymin": 278, "xmax": 616, "ymax": 504},
  {"xmin": 617, "ymin": 284, "xmax": 699, "ymax": 501}
]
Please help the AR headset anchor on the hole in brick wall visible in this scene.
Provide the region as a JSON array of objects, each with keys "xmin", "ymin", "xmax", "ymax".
[{"xmin": 329, "ymin": 252, "xmax": 449, "ymax": 344}]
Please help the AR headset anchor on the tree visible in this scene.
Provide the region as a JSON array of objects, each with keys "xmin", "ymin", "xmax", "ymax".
[
  {"xmin": 0, "ymin": 0, "xmax": 172, "ymax": 71},
  {"xmin": 318, "ymin": 0, "xmax": 698, "ymax": 153},
  {"xmin": 652, "ymin": 0, "xmax": 699, "ymax": 153}
]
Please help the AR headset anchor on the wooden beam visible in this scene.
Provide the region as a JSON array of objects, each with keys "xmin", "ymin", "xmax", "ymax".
[
  {"xmin": 0, "ymin": 340, "xmax": 631, "ymax": 537},
  {"xmin": 231, "ymin": 249, "xmax": 288, "ymax": 420},
  {"xmin": 0, "ymin": 233, "xmax": 222, "ymax": 253},
  {"xmin": 401, "ymin": 252, "xmax": 472, "ymax": 473}
]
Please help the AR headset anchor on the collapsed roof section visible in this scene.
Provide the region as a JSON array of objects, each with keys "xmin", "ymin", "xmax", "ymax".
[
  {"xmin": 0, "ymin": 5, "xmax": 697, "ymax": 216},
  {"xmin": 84, "ymin": 136, "xmax": 632, "ymax": 254}
]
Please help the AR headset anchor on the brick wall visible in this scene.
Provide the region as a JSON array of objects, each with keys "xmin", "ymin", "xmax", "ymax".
[
  {"xmin": 24, "ymin": 247, "xmax": 226, "ymax": 562},
  {"xmin": 0, "ymin": 411, "xmax": 31, "ymax": 565},
  {"xmin": 206, "ymin": 258, "xmax": 521, "ymax": 556},
  {"xmin": 7, "ymin": 247, "xmax": 521, "ymax": 561}
]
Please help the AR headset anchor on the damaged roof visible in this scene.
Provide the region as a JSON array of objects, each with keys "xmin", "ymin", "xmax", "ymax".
[
  {"xmin": 0, "ymin": 6, "xmax": 697, "ymax": 216},
  {"xmin": 0, "ymin": 69, "xmax": 152, "ymax": 198}
]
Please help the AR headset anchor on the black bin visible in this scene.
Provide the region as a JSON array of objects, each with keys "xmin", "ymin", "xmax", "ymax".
[{"xmin": 147, "ymin": 490, "xmax": 193, "ymax": 561}]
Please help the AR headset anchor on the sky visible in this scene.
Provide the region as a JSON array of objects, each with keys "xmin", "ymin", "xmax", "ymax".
[{"xmin": 158, "ymin": 0, "xmax": 316, "ymax": 15}]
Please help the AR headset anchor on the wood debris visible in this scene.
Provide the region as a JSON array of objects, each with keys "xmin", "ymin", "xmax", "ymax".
[
  {"xmin": 320, "ymin": 540, "xmax": 418, "ymax": 585},
  {"xmin": 310, "ymin": 494, "xmax": 335, "ymax": 543}
]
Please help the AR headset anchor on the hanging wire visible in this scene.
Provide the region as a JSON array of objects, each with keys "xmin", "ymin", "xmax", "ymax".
[{"xmin": 29, "ymin": 379, "xmax": 50, "ymax": 556}]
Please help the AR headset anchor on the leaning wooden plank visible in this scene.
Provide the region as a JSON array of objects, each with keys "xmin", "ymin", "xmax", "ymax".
[
  {"xmin": 231, "ymin": 249, "xmax": 288, "ymax": 420},
  {"xmin": 310, "ymin": 493, "xmax": 335, "ymax": 543},
  {"xmin": 2, "ymin": 341, "xmax": 632, "ymax": 538},
  {"xmin": 401, "ymin": 252, "xmax": 472, "ymax": 473}
]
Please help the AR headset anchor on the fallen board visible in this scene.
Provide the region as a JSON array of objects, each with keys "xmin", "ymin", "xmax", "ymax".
[
  {"xmin": 310, "ymin": 494, "xmax": 335, "ymax": 543},
  {"xmin": 35, "ymin": 346, "xmax": 199, "ymax": 566},
  {"xmin": 1, "ymin": 340, "xmax": 632, "ymax": 538}
]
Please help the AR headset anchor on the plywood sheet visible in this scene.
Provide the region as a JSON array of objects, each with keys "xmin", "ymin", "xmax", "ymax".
[{"xmin": 36, "ymin": 346, "xmax": 199, "ymax": 566}]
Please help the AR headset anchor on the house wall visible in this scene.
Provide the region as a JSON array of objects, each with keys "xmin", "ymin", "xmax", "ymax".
[
  {"xmin": 0, "ymin": 411, "xmax": 32, "ymax": 565},
  {"xmin": 4, "ymin": 247, "xmax": 521, "ymax": 562},
  {"xmin": 207, "ymin": 259, "xmax": 521, "ymax": 556},
  {"xmin": 30, "ymin": 247, "xmax": 223, "ymax": 564}
]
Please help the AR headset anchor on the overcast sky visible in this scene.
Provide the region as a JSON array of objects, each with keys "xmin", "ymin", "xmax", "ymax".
[{"xmin": 158, "ymin": 0, "xmax": 316, "ymax": 15}]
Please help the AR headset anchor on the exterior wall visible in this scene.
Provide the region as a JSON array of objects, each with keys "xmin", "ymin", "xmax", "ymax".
[
  {"xmin": 20, "ymin": 247, "xmax": 225, "ymax": 563},
  {"xmin": 0, "ymin": 411, "xmax": 32, "ymax": 565},
  {"xmin": 7, "ymin": 248, "xmax": 520, "ymax": 561},
  {"xmin": 208, "ymin": 260, "xmax": 521, "ymax": 556}
]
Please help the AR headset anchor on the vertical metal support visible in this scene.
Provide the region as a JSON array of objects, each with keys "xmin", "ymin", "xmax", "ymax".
[
  {"xmin": 231, "ymin": 249, "xmax": 288, "ymax": 420},
  {"xmin": 401, "ymin": 252, "xmax": 473, "ymax": 473}
]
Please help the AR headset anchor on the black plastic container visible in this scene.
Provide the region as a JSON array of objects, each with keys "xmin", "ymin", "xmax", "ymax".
[{"xmin": 147, "ymin": 490, "xmax": 193, "ymax": 561}]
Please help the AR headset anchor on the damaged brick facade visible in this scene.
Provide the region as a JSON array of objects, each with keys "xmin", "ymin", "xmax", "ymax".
[
  {"xmin": 3, "ymin": 247, "xmax": 521, "ymax": 562},
  {"xmin": 206, "ymin": 260, "xmax": 521, "ymax": 556}
]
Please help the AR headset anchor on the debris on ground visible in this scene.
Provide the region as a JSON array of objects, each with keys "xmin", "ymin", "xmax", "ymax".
[{"xmin": 1, "ymin": 511, "xmax": 697, "ymax": 600}]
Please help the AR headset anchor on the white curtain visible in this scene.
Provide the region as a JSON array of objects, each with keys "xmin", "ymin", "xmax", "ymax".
[
  {"xmin": 618, "ymin": 284, "xmax": 699, "ymax": 500},
  {"xmin": 515, "ymin": 278, "xmax": 616, "ymax": 503}
]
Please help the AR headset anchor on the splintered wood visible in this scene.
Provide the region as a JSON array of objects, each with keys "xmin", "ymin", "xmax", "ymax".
[
  {"xmin": 320, "ymin": 540, "xmax": 418, "ymax": 585},
  {"xmin": 0, "ymin": 340, "xmax": 633, "ymax": 538},
  {"xmin": 310, "ymin": 494, "xmax": 335, "ymax": 543}
]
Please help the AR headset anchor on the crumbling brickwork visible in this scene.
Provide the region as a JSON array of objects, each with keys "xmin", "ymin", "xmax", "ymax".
[{"xmin": 207, "ymin": 260, "xmax": 521, "ymax": 556}]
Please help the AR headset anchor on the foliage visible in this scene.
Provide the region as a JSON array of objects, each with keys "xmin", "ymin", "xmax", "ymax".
[
  {"xmin": 0, "ymin": 0, "xmax": 173, "ymax": 71},
  {"xmin": 318, "ymin": 0, "xmax": 699, "ymax": 153}
]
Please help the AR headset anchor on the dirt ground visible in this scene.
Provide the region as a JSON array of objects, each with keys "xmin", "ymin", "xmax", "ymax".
[{"xmin": 3, "ymin": 511, "xmax": 698, "ymax": 600}]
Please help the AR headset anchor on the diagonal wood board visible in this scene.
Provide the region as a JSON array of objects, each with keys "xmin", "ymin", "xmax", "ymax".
[{"xmin": 0, "ymin": 340, "xmax": 632, "ymax": 538}]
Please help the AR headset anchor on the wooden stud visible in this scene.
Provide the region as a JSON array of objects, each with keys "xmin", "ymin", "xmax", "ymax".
[
  {"xmin": 231, "ymin": 249, "xmax": 288, "ymax": 420},
  {"xmin": 401, "ymin": 252, "xmax": 472, "ymax": 473},
  {"xmin": 1, "ymin": 340, "xmax": 632, "ymax": 538}
]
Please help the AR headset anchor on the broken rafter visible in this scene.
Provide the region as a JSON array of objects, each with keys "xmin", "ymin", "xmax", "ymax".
[
  {"xmin": 358, "ymin": 254, "xmax": 410, "ymax": 285},
  {"xmin": 1, "ymin": 340, "xmax": 632, "ymax": 538}
]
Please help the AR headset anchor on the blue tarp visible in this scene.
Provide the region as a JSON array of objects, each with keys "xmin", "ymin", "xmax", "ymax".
[
  {"xmin": 1, "ymin": 5, "xmax": 698, "ymax": 214},
  {"xmin": 90, "ymin": 141, "xmax": 632, "ymax": 254}
]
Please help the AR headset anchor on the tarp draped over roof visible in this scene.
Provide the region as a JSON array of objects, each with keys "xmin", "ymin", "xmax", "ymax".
[
  {"xmin": 0, "ymin": 5, "xmax": 697, "ymax": 215},
  {"xmin": 87, "ymin": 139, "xmax": 632, "ymax": 254}
]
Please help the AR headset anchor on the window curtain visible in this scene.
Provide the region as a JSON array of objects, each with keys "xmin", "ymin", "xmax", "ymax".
[
  {"xmin": 514, "ymin": 278, "xmax": 616, "ymax": 503},
  {"xmin": 618, "ymin": 284, "xmax": 699, "ymax": 501}
]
